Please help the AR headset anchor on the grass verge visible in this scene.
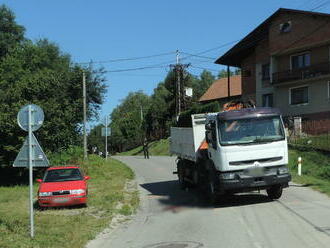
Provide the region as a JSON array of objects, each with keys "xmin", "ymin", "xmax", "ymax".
[
  {"xmin": 119, "ymin": 138, "xmax": 170, "ymax": 156},
  {"xmin": 0, "ymin": 155, "xmax": 138, "ymax": 248},
  {"xmin": 288, "ymin": 148, "xmax": 330, "ymax": 196}
]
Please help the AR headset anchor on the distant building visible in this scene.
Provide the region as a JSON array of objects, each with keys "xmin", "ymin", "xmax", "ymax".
[
  {"xmin": 199, "ymin": 75, "xmax": 242, "ymax": 108},
  {"xmin": 215, "ymin": 8, "xmax": 330, "ymax": 126}
]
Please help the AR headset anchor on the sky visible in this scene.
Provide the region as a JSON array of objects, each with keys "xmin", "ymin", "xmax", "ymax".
[{"xmin": 2, "ymin": 0, "xmax": 330, "ymax": 128}]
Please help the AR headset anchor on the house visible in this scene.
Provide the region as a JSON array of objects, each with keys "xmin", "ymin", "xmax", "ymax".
[
  {"xmin": 199, "ymin": 75, "xmax": 242, "ymax": 108},
  {"xmin": 215, "ymin": 8, "xmax": 330, "ymax": 127}
]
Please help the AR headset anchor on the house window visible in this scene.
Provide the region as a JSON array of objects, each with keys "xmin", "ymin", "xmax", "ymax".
[
  {"xmin": 280, "ymin": 21, "xmax": 292, "ymax": 33},
  {"xmin": 290, "ymin": 86, "xmax": 309, "ymax": 105},
  {"xmin": 262, "ymin": 94, "xmax": 273, "ymax": 107},
  {"xmin": 262, "ymin": 63, "xmax": 270, "ymax": 80},
  {"xmin": 291, "ymin": 53, "xmax": 310, "ymax": 69}
]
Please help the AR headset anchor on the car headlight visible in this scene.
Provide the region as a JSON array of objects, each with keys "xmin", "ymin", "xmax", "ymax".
[
  {"xmin": 219, "ymin": 172, "xmax": 236, "ymax": 180},
  {"xmin": 39, "ymin": 192, "xmax": 52, "ymax": 197},
  {"xmin": 278, "ymin": 166, "xmax": 289, "ymax": 175},
  {"xmin": 71, "ymin": 189, "xmax": 85, "ymax": 195}
]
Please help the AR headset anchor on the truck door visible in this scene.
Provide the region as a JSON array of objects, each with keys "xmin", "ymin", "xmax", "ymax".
[{"xmin": 206, "ymin": 121, "xmax": 220, "ymax": 166}]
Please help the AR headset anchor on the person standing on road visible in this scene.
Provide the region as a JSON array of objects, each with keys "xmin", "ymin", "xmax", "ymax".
[{"xmin": 143, "ymin": 138, "xmax": 149, "ymax": 159}]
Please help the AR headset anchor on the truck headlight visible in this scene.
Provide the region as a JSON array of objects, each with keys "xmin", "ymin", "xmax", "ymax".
[
  {"xmin": 278, "ymin": 166, "xmax": 289, "ymax": 175},
  {"xmin": 71, "ymin": 189, "xmax": 85, "ymax": 195},
  {"xmin": 39, "ymin": 192, "xmax": 52, "ymax": 197},
  {"xmin": 219, "ymin": 172, "xmax": 236, "ymax": 180}
]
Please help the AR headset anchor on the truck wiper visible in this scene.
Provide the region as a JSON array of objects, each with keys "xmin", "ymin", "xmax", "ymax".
[{"xmin": 252, "ymin": 137, "xmax": 276, "ymax": 143}]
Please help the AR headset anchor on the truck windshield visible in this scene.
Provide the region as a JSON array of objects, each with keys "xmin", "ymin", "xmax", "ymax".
[{"xmin": 218, "ymin": 116, "xmax": 285, "ymax": 146}]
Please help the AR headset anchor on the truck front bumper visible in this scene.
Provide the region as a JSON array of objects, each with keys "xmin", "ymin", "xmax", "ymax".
[{"xmin": 218, "ymin": 173, "xmax": 291, "ymax": 194}]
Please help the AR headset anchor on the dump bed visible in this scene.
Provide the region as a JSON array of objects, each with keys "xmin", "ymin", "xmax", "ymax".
[{"xmin": 170, "ymin": 114, "xmax": 207, "ymax": 162}]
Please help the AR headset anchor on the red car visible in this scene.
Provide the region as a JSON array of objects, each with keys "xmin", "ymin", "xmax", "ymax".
[{"xmin": 37, "ymin": 166, "xmax": 90, "ymax": 207}]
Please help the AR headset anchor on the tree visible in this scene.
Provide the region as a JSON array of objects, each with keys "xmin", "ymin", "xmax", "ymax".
[
  {"xmin": 191, "ymin": 70, "xmax": 215, "ymax": 101},
  {"xmin": 109, "ymin": 91, "xmax": 150, "ymax": 152},
  {"xmin": 0, "ymin": 5, "xmax": 25, "ymax": 59},
  {"xmin": 0, "ymin": 38, "xmax": 106, "ymax": 165},
  {"xmin": 217, "ymin": 68, "xmax": 234, "ymax": 79}
]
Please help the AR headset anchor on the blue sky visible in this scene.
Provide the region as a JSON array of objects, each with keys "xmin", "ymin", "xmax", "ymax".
[{"xmin": 2, "ymin": 0, "xmax": 330, "ymax": 128}]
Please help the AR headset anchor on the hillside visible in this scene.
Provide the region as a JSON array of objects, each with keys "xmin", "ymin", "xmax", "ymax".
[{"xmin": 118, "ymin": 138, "xmax": 170, "ymax": 156}]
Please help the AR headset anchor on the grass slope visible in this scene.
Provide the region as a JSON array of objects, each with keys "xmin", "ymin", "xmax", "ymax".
[
  {"xmin": 288, "ymin": 149, "xmax": 330, "ymax": 196},
  {"xmin": 0, "ymin": 155, "xmax": 138, "ymax": 248},
  {"xmin": 119, "ymin": 138, "xmax": 170, "ymax": 156}
]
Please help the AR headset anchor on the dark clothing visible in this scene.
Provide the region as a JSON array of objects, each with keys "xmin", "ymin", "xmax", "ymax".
[{"xmin": 143, "ymin": 142, "xmax": 149, "ymax": 159}]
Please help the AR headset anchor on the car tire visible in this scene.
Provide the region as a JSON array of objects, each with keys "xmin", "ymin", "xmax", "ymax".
[{"xmin": 267, "ymin": 185, "xmax": 283, "ymax": 199}]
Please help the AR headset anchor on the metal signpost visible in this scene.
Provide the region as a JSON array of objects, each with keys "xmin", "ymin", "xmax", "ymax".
[
  {"xmin": 101, "ymin": 116, "xmax": 111, "ymax": 160},
  {"xmin": 14, "ymin": 104, "xmax": 49, "ymax": 238}
]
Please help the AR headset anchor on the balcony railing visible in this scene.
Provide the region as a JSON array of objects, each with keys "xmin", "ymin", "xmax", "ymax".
[{"xmin": 272, "ymin": 61, "xmax": 330, "ymax": 84}]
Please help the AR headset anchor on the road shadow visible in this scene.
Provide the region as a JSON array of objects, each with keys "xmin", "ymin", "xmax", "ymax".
[{"xmin": 140, "ymin": 180, "xmax": 272, "ymax": 209}]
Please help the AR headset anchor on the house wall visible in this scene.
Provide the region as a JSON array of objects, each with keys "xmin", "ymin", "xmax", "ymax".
[
  {"xmin": 274, "ymin": 79, "xmax": 330, "ymax": 116},
  {"xmin": 269, "ymin": 12, "xmax": 330, "ymax": 55},
  {"xmin": 241, "ymin": 53, "xmax": 256, "ymax": 102},
  {"xmin": 276, "ymin": 45, "xmax": 329, "ymax": 72}
]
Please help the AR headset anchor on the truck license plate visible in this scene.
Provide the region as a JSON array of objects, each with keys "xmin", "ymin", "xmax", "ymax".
[{"xmin": 246, "ymin": 167, "xmax": 265, "ymax": 177}]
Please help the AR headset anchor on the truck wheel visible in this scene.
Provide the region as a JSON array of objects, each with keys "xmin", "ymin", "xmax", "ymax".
[
  {"xmin": 177, "ymin": 160, "xmax": 187, "ymax": 190},
  {"xmin": 206, "ymin": 169, "xmax": 219, "ymax": 205},
  {"xmin": 267, "ymin": 185, "xmax": 283, "ymax": 200}
]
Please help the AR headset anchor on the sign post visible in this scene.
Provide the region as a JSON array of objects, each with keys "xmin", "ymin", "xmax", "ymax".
[
  {"xmin": 14, "ymin": 104, "xmax": 49, "ymax": 238},
  {"xmin": 28, "ymin": 105, "xmax": 34, "ymax": 238},
  {"xmin": 101, "ymin": 116, "xmax": 111, "ymax": 160}
]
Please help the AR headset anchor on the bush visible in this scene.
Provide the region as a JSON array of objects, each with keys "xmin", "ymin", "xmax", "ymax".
[{"xmin": 48, "ymin": 146, "xmax": 83, "ymax": 165}]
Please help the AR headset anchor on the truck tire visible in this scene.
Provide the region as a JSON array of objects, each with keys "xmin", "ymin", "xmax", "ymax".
[
  {"xmin": 267, "ymin": 185, "xmax": 283, "ymax": 200},
  {"xmin": 177, "ymin": 159, "xmax": 188, "ymax": 189},
  {"xmin": 206, "ymin": 164, "xmax": 220, "ymax": 205}
]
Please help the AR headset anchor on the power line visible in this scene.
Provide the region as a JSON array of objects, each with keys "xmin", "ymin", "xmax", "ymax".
[
  {"xmin": 104, "ymin": 65, "xmax": 167, "ymax": 73},
  {"xmin": 78, "ymin": 51, "xmax": 176, "ymax": 64},
  {"xmin": 311, "ymin": 0, "xmax": 330, "ymax": 11},
  {"xmin": 190, "ymin": 65, "xmax": 220, "ymax": 73},
  {"xmin": 180, "ymin": 39, "xmax": 240, "ymax": 62},
  {"xmin": 180, "ymin": 52, "xmax": 216, "ymax": 60}
]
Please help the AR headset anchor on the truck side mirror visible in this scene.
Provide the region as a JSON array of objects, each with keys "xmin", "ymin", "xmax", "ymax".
[{"xmin": 205, "ymin": 123, "xmax": 212, "ymax": 130}]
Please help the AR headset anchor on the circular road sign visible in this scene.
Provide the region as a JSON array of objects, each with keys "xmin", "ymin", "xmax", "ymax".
[{"xmin": 17, "ymin": 104, "xmax": 44, "ymax": 132}]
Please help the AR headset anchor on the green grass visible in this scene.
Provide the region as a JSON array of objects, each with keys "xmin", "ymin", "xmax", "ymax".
[
  {"xmin": 119, "ymin": 138, "xmax": 170, "ymax": 156},
  {"xmin": 290, "ymin": 134, "xmax": 330, "ymax": 152},
  {"xmin": 288, "ymin": 148, "xmax": 330, "ymax": 196},
  {"xmin": 0, "ymin": 155, "xmax": 139, "ymax": 248}
]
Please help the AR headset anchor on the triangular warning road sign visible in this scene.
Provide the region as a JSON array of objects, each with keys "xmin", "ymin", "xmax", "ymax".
[{"xmin": 13, "ymin": 133, "xmax": 50, "ymax": 167}]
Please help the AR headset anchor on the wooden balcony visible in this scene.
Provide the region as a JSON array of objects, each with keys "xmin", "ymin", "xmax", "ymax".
[{"xmin": 272, "ymin": 61, "xmax": 330, "ymax": 84}]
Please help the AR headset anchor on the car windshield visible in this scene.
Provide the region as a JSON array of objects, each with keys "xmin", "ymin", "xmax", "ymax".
[
  {"xmin": 43, "ymin": 168, "xmax": 83, "ymax": 182},
  {"xmin": 218, "ymin": 116, "xmax": 285, "ymax": 146}
]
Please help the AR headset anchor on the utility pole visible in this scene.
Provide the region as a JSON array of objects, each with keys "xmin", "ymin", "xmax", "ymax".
[
  {"xmin": 83, "ymin": 71, "xmax": 87, "ymax": 160},
  {"xmin": 176, "ymin": 50, "xmax": 181, "ymax": 118},
  {"xmin": 105, "ymin": 116, "xmax": 108, "ymax": 160},
  {"xmin": 171, "ymin": 50, "xmax": 190, "ymax": 120}
]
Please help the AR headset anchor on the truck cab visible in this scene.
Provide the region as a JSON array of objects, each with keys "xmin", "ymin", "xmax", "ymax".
[{"xmin": 204, "ymin": 108, "xmax": 291, "ymax": 199}]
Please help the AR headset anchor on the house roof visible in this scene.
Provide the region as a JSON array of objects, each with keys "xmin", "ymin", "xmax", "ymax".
[
  {"xmin": 215, "ymin": 8, "xmax": 330, "ymax": 67},
  {"xmin": 199, "ymin": 75, "xmax": 242, "ymax": 102}
]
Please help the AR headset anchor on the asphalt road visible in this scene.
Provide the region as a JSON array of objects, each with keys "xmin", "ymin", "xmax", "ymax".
[{"xmin": 87, "ymin": 156, "xmax": 330, "ymax": 248}]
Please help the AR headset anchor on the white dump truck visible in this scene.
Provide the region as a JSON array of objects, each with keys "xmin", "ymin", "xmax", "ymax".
[{"xmin": 170, "ymin": 107, "xmax": 291, "ymax": 202}]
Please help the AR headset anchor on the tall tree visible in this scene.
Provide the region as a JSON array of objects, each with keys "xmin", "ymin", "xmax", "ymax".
[
  {"xmin": 0, "ymin": 38, "xmax": 106, "ymax": 165},
  {"xmin": 0, "ymin": 5, "xmax": 25, "ymax": 59}
]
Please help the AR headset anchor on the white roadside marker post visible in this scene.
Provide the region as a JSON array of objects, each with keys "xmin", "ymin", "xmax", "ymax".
[{"xmin": 298, "ymin": 156, "xmax": 302, "ymax": 176}]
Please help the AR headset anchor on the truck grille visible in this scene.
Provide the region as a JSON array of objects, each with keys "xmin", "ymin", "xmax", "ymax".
[{"xmin": 229, "ymin": 156, "xmax": 283, "ymax": 166}]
